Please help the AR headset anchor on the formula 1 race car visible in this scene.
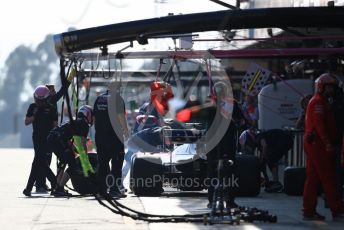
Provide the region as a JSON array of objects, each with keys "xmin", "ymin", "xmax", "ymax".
[{"xmin": 128, "ymin": 121, "xmax": 261, "ymax": 197}]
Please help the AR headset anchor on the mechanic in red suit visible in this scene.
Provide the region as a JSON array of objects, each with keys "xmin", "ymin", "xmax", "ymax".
[{"xmin": 303, "ymin": 73, "xmax": 344, "ymax": 221}]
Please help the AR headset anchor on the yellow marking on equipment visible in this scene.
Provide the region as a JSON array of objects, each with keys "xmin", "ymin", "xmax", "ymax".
[{"xmin": 248, "ymin": 69, "xmax": 262, "ymax": 92}]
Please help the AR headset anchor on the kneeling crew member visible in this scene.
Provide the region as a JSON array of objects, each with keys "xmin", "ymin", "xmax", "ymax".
[
  {"xmin": 47, "ymin": 105, "xmax": 93, "ymax": 197},
  {"xmin": 239, "ymin": 128, "xmax": 294, "ymax": 192}
]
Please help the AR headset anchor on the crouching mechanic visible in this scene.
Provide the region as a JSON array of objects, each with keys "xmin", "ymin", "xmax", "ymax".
[
  {"xmin": 239, "ymin": 128, "xmax": 294, "ymax": 192},
  {"xmin": 47, "ymin": 105, "xmax": 93, "ymax": 196}
]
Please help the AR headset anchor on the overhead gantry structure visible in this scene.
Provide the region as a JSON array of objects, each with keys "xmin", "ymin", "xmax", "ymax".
[{"xmin": 54, "ymin": 6, "xmax": 344, "ymax": 58}]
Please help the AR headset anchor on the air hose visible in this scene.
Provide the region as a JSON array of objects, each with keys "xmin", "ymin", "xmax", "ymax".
[{"xmin": 94, "ymin": 194, "xmax": 277, "ymax": 224}]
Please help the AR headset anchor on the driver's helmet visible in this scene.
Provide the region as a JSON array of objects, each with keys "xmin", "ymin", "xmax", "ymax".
[{"xmin": 150, "ymin": 81, "xmax": 174, "ymax": 115}]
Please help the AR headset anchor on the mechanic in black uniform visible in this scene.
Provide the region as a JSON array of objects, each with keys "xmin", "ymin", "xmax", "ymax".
[
  {"xmin": 93, "ymin": 83, "xmax": 129, "ymax": 197},
  {"xmin": 206, "ymin": 81, "xmax": 245, "ymax": 209},
  {"xmin": 239, "ymin": 128, "xmax": 294, "ymax": 192},
  {"xmin": 47, "ymin": 105, "xmax": 93, "ymax": 197},
  {"xmin": 35, "ymin": 80, "xmax": 72, "ymax": 191},
  {"xmin": 46, "ymin": 66, "xmax": 75, "ymax": 114},
  {"xmin": 46, "ymin": 83, "xmax": 69, "ymax": 112},
  {"xmin": 23, "ymin": 85, "xmax": 58, "ymax": 197}
]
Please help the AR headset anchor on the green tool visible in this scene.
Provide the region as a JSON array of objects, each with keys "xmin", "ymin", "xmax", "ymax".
[{"xmin": 73, "ymin": 136, "xmax": 95, "ymax": 177}]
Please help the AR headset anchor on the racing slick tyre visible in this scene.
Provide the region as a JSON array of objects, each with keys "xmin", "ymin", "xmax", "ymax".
[
  {"xmin": 70, "ymin": 152, "xmax": 98, "ymax": 195},
  {"xmin": 130, "ymin": 153, "xmax": 163, "ymax": 196},
  {"xmin": 284, "ymin": 166, "xmax": 306, "ymax": 196},
  {"xmin": 235, "ymin": 154, "xmax": 260, "ymax": 197}
]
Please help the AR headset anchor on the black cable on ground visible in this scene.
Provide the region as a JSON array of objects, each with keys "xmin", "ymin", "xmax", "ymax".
[
  {"xmin": 65, "ymin": 184, "xmax": 78, "ymax": 193},
  {"xmin": 95, "ymin": 194, "xmax": 204, "ymax": 223},
  {"xmin": 94, "ymin": 193, "xmax": 277, "ymax": 224},
  {"xmin": 110, "ymin": 197, "xmax": 207, "ymax": 218}
]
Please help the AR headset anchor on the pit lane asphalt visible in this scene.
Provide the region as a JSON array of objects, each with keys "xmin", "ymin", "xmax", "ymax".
[{"xmin": 1, "ymin": 148, "xmax": 342, "ymax": 230}]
